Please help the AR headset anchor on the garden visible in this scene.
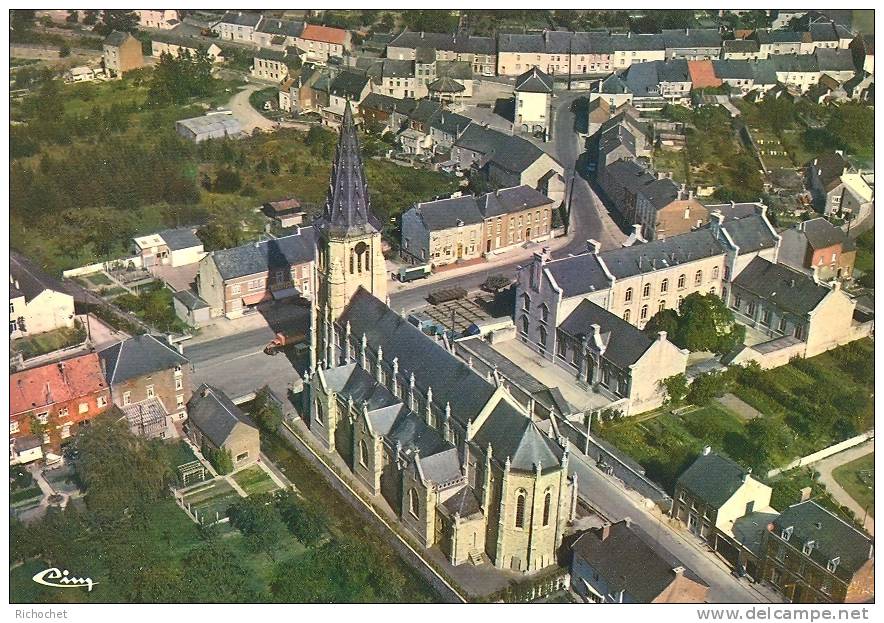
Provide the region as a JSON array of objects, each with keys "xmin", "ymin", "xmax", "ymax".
[
  {"xmin": 832, "ymin": 453, "xmax": 875, "ymax": 518},
  {"xmin": 13, "ymin": 321, "xmax": 87, "ymax": 359}
]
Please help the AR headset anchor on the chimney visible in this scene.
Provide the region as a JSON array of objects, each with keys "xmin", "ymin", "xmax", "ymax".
[
  {"xmin": 600, "ymin": 523, "xmax": 611, "ymax": 540},
  {"xmin": 799, "ymin": 486, "xmax": 812, "ymax": 502},
  {"xmin": 673, "ymin": 566, "xmax": 685, "ymax": 576},
  {"xmin": 623, "ymin": 516, "xmax": 632, "ymax": 527},
  {"xmin": 702, "ymin": 445, "xmax": 712, "ymax": 456},
  {"xmin": 202, "ymin": 386, "xmax": 210, "ymax": 398},
  {"xmin": 632, "ymin": 223, "xmax": 643, "ymax": 238},
  {"xmin": 657, "ymin": 330, "xmax": 667, "ymax": 342},
  {"xmin": 709, "ymin": 210, "xmax": 724, "ymax": 238},
  {"xmin": 587, "ymin": 239, "xmax": 601, "ymax": 254}
]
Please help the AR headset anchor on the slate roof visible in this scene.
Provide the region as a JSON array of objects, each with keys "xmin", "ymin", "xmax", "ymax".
[
  {"xmin": 798, "ymin": 218, "xmax": 851, "ymax": 250},
  {"xmin": 472, "ymin": 401, "xmax": 563, "ymax": 472},
  {"xmin": 497, "ymin": 33, "xmax": 545, "ymax": 54},
  {"xmin": 815, "ymin": 48, "xmax": 855, "ymax": 72},
  {"xmin": 809, "ymin": 21, "xmax": 853, "ymax": 43},
  {"xmin": 159, "ymin": 228, "xmax": 202, "ymax": 251},
  {"xmin": 723, "ymin": 39, "xmax": 760, "ymax": 54},
  {"xmin": 572, "ymin": 521, "xmax": 707, "ymax": 603},
  {"xmin": 599, "ymin": 73, "xmax": 631, "ymax": 94},
  {"xmin": 478, "ymin": 185, "xmax": 554, "ymax": 218},
  {"xmin": 436, "ymin": 60, "xmax": 472, "ymax": 80},
  {"xmin": 732, "ymin": 511, "xmax": 780, "ymax": 557},
  {"xmin": 732, "ymin": 257, "xmax": 832, "ymax": 316},
  {"xmin": 559, "ymin": 300, "xmax": 655, "ymax": 368},
  {"xmin": 98, "ymin": 335, "xmax": 189, "ymax": 387},
  {"xmin": 712, "ymin": 59, "xmax": 756, "ymax": 80},
  {"xmin": 439, "ymin": 486, "xmax": 483, "ymax": 517},
  {"xmin": 610, "ymin": 33, "xmax": 665, "ymax": 52},
  {"xmin": 328, "ymin": 70, "xmax": 369, "ymax": 99},
  {"xmin": 388, "ymin": 30, "xmax": 493, "ymax": 55},
  {"xmin": 173, "ymin": 289, "xmax": 209, "ymax": 311},
  {"xmin": 677, "ymin": 450, "xmax": 753, "ymax": 508},
  {"xmin": 604, "ymin": 159, "xmax": 680, "ymax": 209},
  {"xmin": 104, "ymin": 30, "xmax": 132, "ymax": 47},
  {"xmin": 755, "ymin": 29, "xmax": 803, "ymax": 45},
  {"xmin": 719, "ymin": 214, "xmax": 779, "ymax": 253},
  {"xmin": 187, "ymin": 384, "xmax": 258, "ymax": 448},
  {"xmin": 388, "ymin": 408, "xmax": 452, "ymax": 458},
  {"xmin": 217, "ymin": 11, "xmax": 262, "ymax": 28},
  {"xmin": 360, "ymin": 93, "xmax": 416, "ymax": 115},
  {"xmin": 322, "ymin": 363, "xmax": 400, "ymax": 412},
  {"xmin": 209, "ymin": 227, "xmax": 316, "ymax": 280},
  {"xmin": 10, "ymin": 257, "xmax": 71, "ymax": 303},
  {"xmin": 772, "ymin": 501, "xmax": 873, "ymax": 581},
  {"xmin": 429, "ymin": 111, "xmax": 471, "ymax": 136},
  {"xmin": 810, "ymin": 151, "xmax": 848, "ymax": 191},
  {"xmin": 752, "ymin": 60, "xmax": 779, "ymax": 85},
  {"xmin": 255, "ymin": 18, "xmax": 304, "ymax": 38},
  {"xmin": 409, "ymin": 99, "xmax": 443, "ymax": 124},
  {"xmin": 418, "ymin": 447, "xmax": 463, "ymax": 485},
  {"xmin": 454, "ymin": 124, "xmax": 555, "ymax": 175},
  {"xmin": 771, "ymin": 54, "xmax": 819, "ymax": 73},
  {"xmin": 411, "ymin": 195, "xmax": 484, "ymax": 230},
  {"xmin": 339, "ymin": 289, "xmax": 497, "ymax": 429},
  {"xmin": 381, "ymin": 58, "xmax": 413, "ymax": 78},
  {"xmin": 662, "ymin": 28, "xmax": 722, "ymax": 50},
  {"xmin": 255, "ymin": 48, "xmax": 289, "ymax": 62},
  {"xmin": 428, "ymin": 77, "xmax": 466, "ymax": 93},
  {"xmin": 545, "ymin": 252, "xmax": 612, "ymax": 297},
  {"xmin": 599, "ymin": 227, "xmax": 728, "ymax": 280},
  {"xmin": 515, "ymin": 66, "xmax": 554, "ymax": 93}
]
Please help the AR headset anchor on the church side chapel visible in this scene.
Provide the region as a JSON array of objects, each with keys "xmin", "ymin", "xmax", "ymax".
[{"xmin": 304, "ymin": 103, "xmax": 577, "ymax": 573}]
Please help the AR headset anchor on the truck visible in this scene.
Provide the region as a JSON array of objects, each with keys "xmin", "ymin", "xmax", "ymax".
[
  {"xmin": 395, "ymin": 264, "xmax": 432, "ymax": 283},
  {"xmin": 264, "ymin": 330, "xmax": 307, "ymax": 355}
]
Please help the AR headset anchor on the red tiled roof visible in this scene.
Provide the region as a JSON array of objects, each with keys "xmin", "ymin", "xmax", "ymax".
[
  {"xmin": 734, "ymin": 29, "xmax": 753, "ymax": 40},
  {"xmin": 11, "ymin": 353, "xmax": 107, "ymax": 416},
  {"xmin": 688, "ymin": 60, "xmax": 722, "ymax": 89},
  {"xmin": 300, "ymin": 24, "xmax": 347, "ymax": 45},
  {"xmin": 267, "ymin": 197, "xmax": 301, "ymax": 213}
]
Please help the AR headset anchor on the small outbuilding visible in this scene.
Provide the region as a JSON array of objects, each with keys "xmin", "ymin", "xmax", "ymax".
[
  {"xmin": 186, "ymin": 384, "xmax": 260, "ymax": 470},
  {"xmin": 175, "ymin": 113, "xmax": 244, "ymax": 143}
]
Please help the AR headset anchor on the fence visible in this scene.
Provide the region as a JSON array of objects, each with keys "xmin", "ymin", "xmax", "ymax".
[
  {"xmin": 766, "ymin": 431, "xmax": 875, "ymax": 478},
  {"xmin": 62, "ymin": 254, "xmax": 144, "ymax": 278}
]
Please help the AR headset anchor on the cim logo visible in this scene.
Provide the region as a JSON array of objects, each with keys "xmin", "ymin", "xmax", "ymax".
[{"xmin": 32, "ymin": 567, "xmax": 97, "ymax": 592}]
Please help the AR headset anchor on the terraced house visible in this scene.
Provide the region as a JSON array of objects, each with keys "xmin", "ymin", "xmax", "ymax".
[{"xmin": 212, "ymin": 11, "xmax": 263, "ymax": 43}]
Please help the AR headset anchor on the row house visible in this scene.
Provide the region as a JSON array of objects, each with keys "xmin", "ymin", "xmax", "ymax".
[
  {"xmin": 252, "ymin": 48, "xmax": 300, "ymax": 83},
  {"xmin": 722, "ymin": 39, "xmax": 762, "ymax": 60},
  {"xmin": 401, "ymin": 185, "xmax": 556, "ymax": 265},
  {"xmin": 99, "ymin": 334, "xmax": 194, "ymax": 432},
  {"xmin": 386, "ymin": 30, "xmax": 496, "ymax": 76},
  {"xmin": 196, "ymin": 227, "xmax": 317, "ymax": 319},
  {"xmin": 253, "ymin": 18, "xmax": 304, "ymax": 49},
  {"xmin": 760, "ymin": 501, "xmax": 874, "ymax": 603},
  {"xmin": 323, "ymin": 70, "xmax": 371, "ymax": 127},
  {"xmin": 661, "ymin": 28, "xmax": 723, "ymax": 60},
  {"xmin": 598, "ymin": 159, "xmax": 708, "ymax": 242},
  {"xmin": 136, "ymin": 9, "xmax": 179, "ymax": 30},
  {"xmin": 807, "ymin": 151, "xmax": 874, "ymax": 216},
  {"xmin": 151, "ymin": 33, "xmax": 224, "ymax": 63},
  {"xmin": 9, "ymin": 265, "xmax": 75, "ymax": 340},
  {"xmin": 753, "ymin": 22, "xmax": 854, "ymax": 58},
  {"xmin": 211, "ymin": 11, "xmax": 263, "ymax": 43},
  {"xmin": 10, "ymin": 354, "xmax": 111, "ymax": 451}
]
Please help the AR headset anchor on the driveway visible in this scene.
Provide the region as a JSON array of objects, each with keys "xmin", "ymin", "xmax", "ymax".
[
  {"xmin": 226, "ymin": 84, "xmax": 277, "ymax": 133},
  {"xmin": 814, "ymin": 441, "xmax": 874, "ymax": 535}
]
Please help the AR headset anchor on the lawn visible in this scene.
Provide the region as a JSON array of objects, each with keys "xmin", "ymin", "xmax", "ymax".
[
  {"xmin": 13, "ymin": 323, "xmax": 86, "ymax": 358},
  {"xmin": 854, "ymin": 228, "xmax": 874, "ymax": 275},
  {"xmin": 832, "ymin": 453, "xmax": 874, "ymax": 518},
  {"xmin": 767, "ymin": 467, "xmax": 863, "ymax": 526},
  {"xmin": 181, "ymin": 479, "xmax": 242, "ymax": 523},
  {"xmin": 232, "ymin": 465, "xmax": 279, "ymax": 496}
]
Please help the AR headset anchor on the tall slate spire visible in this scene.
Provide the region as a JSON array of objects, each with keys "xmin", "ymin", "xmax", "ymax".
[{"xmin": 319, "ymin": 101, "xmax": 379, "ymax": 237}]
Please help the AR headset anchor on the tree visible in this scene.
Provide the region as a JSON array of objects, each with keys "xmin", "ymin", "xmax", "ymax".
[
  {"xmin": 662, "ymin": 373, "xmax": 688, "ymax": 406},
  {"xmin": 276, "ymin": 491, "xmax": 328, "ymax": 546},
  {"xmin": 202, "ymin": 442, "xmax": 234, "ymax": 475},
  {"xmin": 227, "ymin": 494, "xmax": 288, "ymax": 561},
  {"xmin": 252, "ymin": 386, "xmax": 282, "ymax": 434},
  {"xmin": 687, "ymin": 370, "xmax": 731, "ymax": 406},
  {"xmin": 179, "ymin": 539, "xmax": 257, "ymax": 602},
  {"xmin": 59, "ymin": 43, "xmax": 71, "ymax": 58},
  {"xmin": 644, "ymin": 308, "xmax": 680, "ymax": 339},
  {"xmin": 676, "ymin": 292, "xmax": 745, "ymax": 354},
  {"xmin": 212, "ymin": 167, "xmax": 242, "ymax": 193}
]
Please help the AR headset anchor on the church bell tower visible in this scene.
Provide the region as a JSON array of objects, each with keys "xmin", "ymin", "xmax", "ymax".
[{"xmin": 312, "ymin": 102, "xmax": 387, "ymax": 368}]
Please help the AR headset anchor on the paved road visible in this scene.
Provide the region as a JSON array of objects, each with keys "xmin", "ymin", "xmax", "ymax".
[
  {"xmin": 568, "ymin": 451, "xmax": 779, "ymax": 603},
  {"xmin": 227, "ymin": 84, "xmax": 277, "ymax": 132},
  {"xmin": 813, "ymin": 441, "xmax": 874, "ymax": 535}
]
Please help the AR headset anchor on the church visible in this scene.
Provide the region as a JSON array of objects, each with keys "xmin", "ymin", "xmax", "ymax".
[{"xmin": 303, "ymin": 102, "xmax": 577, "ymax": 573}]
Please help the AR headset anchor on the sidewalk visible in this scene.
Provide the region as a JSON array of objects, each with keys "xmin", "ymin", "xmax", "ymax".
[{"xmin": 814, "ymin": 440, "xmax": 874, "ymax": 535}]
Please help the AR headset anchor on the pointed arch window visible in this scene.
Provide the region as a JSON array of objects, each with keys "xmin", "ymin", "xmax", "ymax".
[
  {"xmin": 521, "ymin": 315, "xmax": 529, "ymax": 335},
  {"xmin": 515, "ymin": 489, "xmax": 527, "ymax": 528},
  {"xmin": 359, "ymin": 440, "xmax": 369, "ymax": 467},
  {"xmin": 522, "ymin": 293, "xmax": 531, "ymax": 312},
  {"xmin": 542, "ymin": 489, "xmax": 552, "ymax": 526},
  {"xmin": 539, "ymin": 326, "xmax": 548, "ymax": 348},
  {"xmin": 408, "ymin": 488, "xmax": 420, "ymax": 518}
]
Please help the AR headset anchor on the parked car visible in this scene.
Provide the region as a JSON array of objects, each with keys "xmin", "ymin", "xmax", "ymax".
[{"xmin": 395, "ymin": 264, "xmax": 432, "ymax": 283}]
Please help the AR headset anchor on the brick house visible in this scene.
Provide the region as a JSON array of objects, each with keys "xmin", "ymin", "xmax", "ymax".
[
  {"xmin": 98, "ymin": 334, "xmax": 193, "ymax": 422},
  {"xmin": 103, "ymin": 31, "xmax": 144, "ymax": 78},
  {"xmin": 10, "ymin": 353, "xmax": 111, "ymax": 450},
  {"xmin": 778, "ymin": 217, "xmax": 857, "ymax": 281},
  {"xmin": 760, "ymin": 501, "xmax": 874, "ymax": 603},
  {"xmin": 186, "ymin": 384, "xmax": 260, "ymax": 470},
  {"xmin": 571, "ymin": 519, "xmax": 709, "ymax": 603},
  {"xmin": 196, "ymin": 227, "xmax": 316, "ymax": 319}
]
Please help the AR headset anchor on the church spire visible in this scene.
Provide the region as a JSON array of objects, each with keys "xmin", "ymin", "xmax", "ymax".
[{"xmin": 319, "ymin": 101, "xmax": 378, "ymax": 237}]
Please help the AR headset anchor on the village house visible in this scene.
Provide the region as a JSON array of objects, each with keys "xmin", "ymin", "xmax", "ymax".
[
  {"xmin": 760, "ymin": 501, "xmax": 874, "ymax": 603},
  {"xmin": 385, "ymin": 30, "xmax": 497, "ymax": 76},
  {"xmin": 196, "ymin": 228, "xmax": 316, "ymax": 319},
  {"xmin": 252, "ymin": 17, "xmax": 305, "ymax": 49},
  {"xmin": 726, "ymin": 257, "xmax": 858, "ymax": 363},
  {"xmin": 754, "ymin": 29, "xmax": 804, "ymax": 58},
  {"xmin": 401, "ymin": 185, "xmax": 556, "ymax": 266},
  {"xmin": 9, "ymin": 265, "xmax": 75, "ymax": 340},
  {"xmin": 212, "ymin": 11, "xmax": 263, "ymax": 43},
  {"xmin": 131, "ymin": 227, "xmax": 206, "ymax": 268},
  {"xmin": 252, "ymin": 48, "xmax": 299, "ymax": 83},
  {"xmin": 136, "ymin": 9, "xmax": 179, "ymax": 30},
  {"xmin": 722, "ymin": 39, "xmax": 762, "ymax": 60},
  {"xmin": 99, "ymin": 335, "xmax": 193, "ymax": 425},
  {"xmin": 151, "ymin": 33, "xmax": 224, "ymax": 63},
  {"xmin": 296, "ymin": 24, "xmax": 352, "ymax": 64},
  {"xmin": 323, "ymin": 70, "xmax": 371, "ymax": 127},
  {"xmin": 358, "ymin": 92, "xmax": 416, "ymax": 131},
  {"xmin": 571, "ymin": 519, "xmax": 709, "ymax": 603},
  {"xmin": 10, "ymin": 353, "xmax": 111, "ymax": 450},
  {"xmin": 849, "ymin": 33, "xmax": 874, "ymax": 74},
  {"xmin": 103, "ymin": 30, "xmax": 144, "ymax": 78},
  {"xmin": 778, "ymin": 218, "xmax": 857, "ymax": 281},
  {"xmin": 427, "ymin": 110, "xmax": 472, "ymax": 154},
  {"xmin": 672, "ymin": 448, "xmax": 776, "ymax": 578},
  {"xmin": 807, "ymin": 151, "xmax": 874, "ymax": 217},
  {"xmin": 64, "ymin": 66, "xmax": 98, "ymax": 83},
  {"xmin": 513, "ymin": 66, "xmax": 554, "ymax": 136},
  {"xmin": 285, "ymin": 64, "xmax": 330, "ymax": 114},
  {"xmin": 186, "ymin": 384, "xmax": 261, "ymax": 470},
  {"xmin": 661, "ymin": 28, "xmax": 722, "ymax": 60},
  {"xmin": 609, "ymin": 33, "xmax": 666, "ymax": 70},
  {"xmin": 262, "ymin": 197, "xmax": 305, "ymax": 229}
]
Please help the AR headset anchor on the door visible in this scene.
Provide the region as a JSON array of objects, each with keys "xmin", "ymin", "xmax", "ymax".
[{"xmin": 457, "ymin": 243, "xmax": 463, "ymax": 259}]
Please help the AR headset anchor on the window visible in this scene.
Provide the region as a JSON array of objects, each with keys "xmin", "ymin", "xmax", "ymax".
[
  {"xmin": 802, "ymin": 540, "xmax": 815, "ymax": 556},
  {"xmin": 724, "ymin": 266, "xmax": 730, "ymax": 280},
  {"xmin": 678, "ymin": 274, "xmax": 686, "ymax": 289},
  {"xmin": 236, "ymin": 451, "xmax": 249, "ymax": 463},
  {"xmin": 409, "ymin": 488, "xmax": 420, "ymax": 518},
  {"xmin": 733, "ymin": 294, "xmax": 741, "ymax": 310},
  {"xmin": 231, "ymin": 284, "xmax": 241, "ymax": 295},
  {"xmin": 677, "ymin": 295, "xmax": 684, "ymax": 308},
  {"xmin": 97, "ymin": 395, "xmax": 107, "ymax": 408},
  {"xmin": 623, "ymin": 309, "xmax": 631, "ymax": 322},
  {"xmin": 660, "ymin": 278, "xmax": 668, "ymax": 293},
  {"xmin": 540, "ymin": 304, "xmax": 549, "ymax": 323},
  {"xmin": 747, "ymin": 302, "xmax": 756, "ymax": 317},
  {"xmin": 514, "ymin": 490, "xmax": 527, "ymax": 528},
  {"xmin": 695, "ymin": 270, "xmax": 703, "ymax": 285},
  {"xmin": 709, "ymin": 286, "xmax": 716, "ymax": 296},
  {"xmin": 642, "ymin": 283, "xmax": 651, "ymax": 299},
  {"xmin": 522, "ymin": 293, "xmax": 531, "ymax": 312},
  {"xmin": 61, "ymin": 425, "xmax": 71, "ymax": 439},
  {"xmin": 557, "ymin": 339, "xmax": 567, "ymax": 358},
  {"xmin": 542, "ymin": 490, "xmax": 552, "ymax": 526},
  {"xmin": 539, "ymin": 326, "xmax": 548, "ymax": 348},
  {"xmin": 712, "ymin": 266, "xmax": 719, "ymax": 280},
  {"xmin": 658, "ymin": 300, "xmax": 666, "ymax": 313},
  {"xmin": 58, "ymin": 407, "xmax": 69, "ymax": 418},
  {"xmin": 762, "ymin": 309, "xmax": 772, "ymax": 326},
  {"xmin": 174, "ymin": 364, "xmax": 183, "ymax": 377},
  {"xmin": 640, "ymin": 305, "xmax": 648, "ymax": 320},
  {"xmin": 778, "ymin": 316, "xmax": 787, "ymax": 332},
  {"xmin": 827, "ymin": 557, "xmax": 840, "ymax": 573},
  {"xmin": 781, "ymin": 526, "xmax": 793, "ymax": 541},
  {"xmin": 146, "ymin": 385, "xmax": 155, "ymax": 399},
  {"xmin": 176, "ymin": 394, "xmax": 184, "ymax": 408},
  {"xmin": 521, "ymin": 315, "xmax": 529, "ymax": 335},
  {"xmin": 624, "ymin": 287, "xmax": 633, "ymax": 303},
  {"xmin": 175, "ymin": 378, "xmax": 183, "ymax": 391},
  {"xmin": 11, "ymin": 421, "xmax": 19, "ymax": 434},
  {"xmin": 359, "ymin": 440, "xmax": 369, "ymax": 467},
  {"xmin": 37, "ymin": 412, "xmax": 49, "ymax": 424}
]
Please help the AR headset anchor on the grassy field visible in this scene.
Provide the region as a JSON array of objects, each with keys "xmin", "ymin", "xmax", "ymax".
[
  {"xmin": 854, "ymin": 228, "xmax": 874, "ymax": 274},
  {"xmin": 13, "ymin": 324, "xmax": 85, "ymax": 358},
  {"xmin": 232, "ymin": 465, "xmax": 279, "ymax": 496},
  {"xmin": 182, "ymin": 479, "xmax": 242, "ymax": 523},
  {"xmin": 832, "ymin": 453, "xmax": 874, "ymax": 517}
]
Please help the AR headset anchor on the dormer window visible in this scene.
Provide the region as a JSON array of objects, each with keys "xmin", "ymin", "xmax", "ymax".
[
  {"xmin": 803, "ymin": 540, "xmax": 815, "ymax": 556},
  {"xmin": 827, "ymin": 557, "xmax": 840, "ymax": 573},
  {"xmin": 781, "ymin": 526, "xmax": 793, "ymax": 541}
]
